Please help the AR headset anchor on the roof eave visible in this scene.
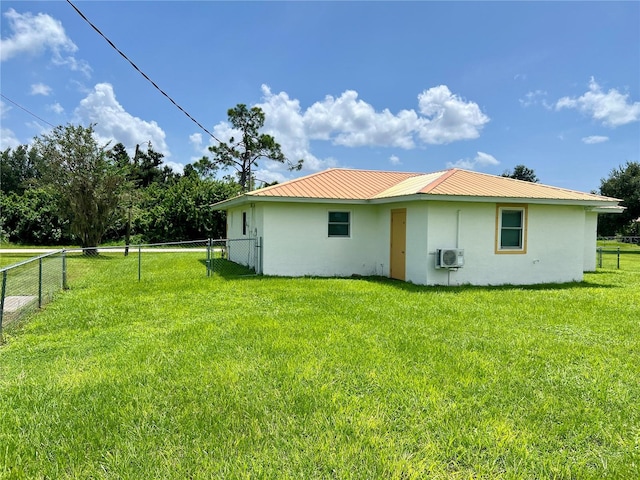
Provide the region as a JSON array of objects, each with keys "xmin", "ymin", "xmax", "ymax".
[
  {"xmin": 212, "ymin": 195, "xmax": 371, "ymax": 210},
  {"xmin": 211, "ymin": 194, "xmax": 249, "ymax": 210},
  {"xmin": 213, "ymin": 192, "xmax": 622, "ymax": 210},
  {"xmin": 588, "ymin": 205, "xmax": 626, "ymax": 214},
  {"xmin": 370, "ymin": 193, "xmax": 622, "ymax": 207}
]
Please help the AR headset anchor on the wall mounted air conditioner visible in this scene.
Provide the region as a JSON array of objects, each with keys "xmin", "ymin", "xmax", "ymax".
[{"xmin": 436, "ymin": 248, "xmax": 464, "ymax": 269}]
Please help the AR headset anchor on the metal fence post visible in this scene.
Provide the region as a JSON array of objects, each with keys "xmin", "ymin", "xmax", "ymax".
[
  {"xmin": 138, "ymin": 245, "xmax": 142, "ymax": 282},
  {"xmin": 38, "ymin": 257, "xmax": 43, "ymax": 308},
  {"xmin": 598, "ymin": 247, "xmax": 602, "ymax": 268},
  {"xmin": 206, "ymin": 238, "xmax": 211, "ymax": 277},
  {"xmin": 617, "ymin": 247, "xmax": 620, "ymax": 269},
  {"xmin": 62, "ymin": 250, "xmax": 68, "ymax": 290},
  {"xmin": 0, "ymin": 270, "xmax": 7, "ymax": 341}
]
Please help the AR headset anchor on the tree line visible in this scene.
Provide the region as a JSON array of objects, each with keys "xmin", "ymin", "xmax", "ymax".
[
  {"xmin": 0, "ymin": 104, "xmax": 303, "ymax": 250},
  {"xmin": 0, "ymin": 125, "xmax": 240, "ymax": 249}
]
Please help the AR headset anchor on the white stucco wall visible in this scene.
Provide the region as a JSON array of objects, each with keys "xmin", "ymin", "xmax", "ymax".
[
  {"xmin": 225, "ymin": 204, "xmax": 263, "ymax": 272},
  {"xmin": 259, "ymin": 203, "xmax": 386, "ymax": 277},
  {"xmin": 419, "ymin": 202, "xmax": 587, "ymax": 286},
  {"xmin": 583, "ymin": 211, "xmax": 598, "ymax": 272},
  {"xmin": 225, "ymin": 199, "xmax": 593, "ymax": 285}
]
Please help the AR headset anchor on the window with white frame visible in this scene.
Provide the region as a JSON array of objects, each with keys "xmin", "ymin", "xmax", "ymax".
[
  {"xmin": 496, "ymin": 205, "xmax": 527, "ymax": 253},
  {"xmin": 328, "ymin": 211, "xmax": 350, "ymax": 237}
]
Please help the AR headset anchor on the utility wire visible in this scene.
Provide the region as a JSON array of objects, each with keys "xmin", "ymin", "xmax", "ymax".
[
  {"xmin": 0, "ymin": 93, "xmax": 56, "ymax": 128},
  {"xmin": 65, "ymin": 0, "xmax": 221, "ymax": 144}
]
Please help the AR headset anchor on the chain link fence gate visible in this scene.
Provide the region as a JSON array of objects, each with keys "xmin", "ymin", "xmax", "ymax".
[{"xmin": 208, "ymin": 237, "xmax": 262, "ymax": 277}]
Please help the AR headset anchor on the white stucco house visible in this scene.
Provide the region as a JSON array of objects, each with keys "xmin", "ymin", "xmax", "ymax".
[{"xmin": 212, "ymin": 168, "xmax": 623, "ymax": 286}]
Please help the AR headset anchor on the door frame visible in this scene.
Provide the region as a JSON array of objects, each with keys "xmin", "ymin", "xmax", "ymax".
[{"xmin": 389, "ymin": 208, "xmax": 407, "ymax": 281}]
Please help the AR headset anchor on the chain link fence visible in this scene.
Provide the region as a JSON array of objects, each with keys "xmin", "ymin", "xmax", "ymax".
[
  {"xmin": 596, "ymin": 246, "xmax": 640, "ymax": 270},
  {"xmin": 598, "ymin": 236, "xmax": 640, "ymax": 246},
  {"xmin": 0, "ymin": 238, "xmax": 261, "ymax": 340},
  {"xmin": 210, "ymin": 238, "xmax": 261, "ymax": 276},
  {"xmin": 0, "ymin": 251, "xmax": 66, "ymax": 339}
]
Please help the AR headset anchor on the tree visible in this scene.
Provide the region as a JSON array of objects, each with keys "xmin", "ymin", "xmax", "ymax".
[
  {"xmin": 598, "ymin": 161, "xmax": 640, "ymax": 236},
  {"xmin": 34, "ymin": 124, "xmax": 127, "ymax": 254},
  {"xmin": 1, "ymin": 145, "xmax": 40, "ymax": 194},
  {"xmin": 136, "ymin": 176, "xmax": 240, "ymax": 242},
  {"xmin": 0, "ymin": 188, "xmax": 71, "ymax": 245},
  {"xmin": 501, "ymin": 165, "xmax": 539, "ymax": 183},
  {"xmin": 206, "ymin": 104, "xmax": 302, "ymax": 191}
]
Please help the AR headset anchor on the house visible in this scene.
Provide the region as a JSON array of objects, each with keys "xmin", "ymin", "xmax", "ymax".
[{"xmin": 212, "ymin": 168, "xmax": 623, "ymax": 286}]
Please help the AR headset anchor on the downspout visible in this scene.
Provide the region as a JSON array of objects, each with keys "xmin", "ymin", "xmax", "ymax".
[
  {"xmin": 456, "ymin": 209, "xmax": 462, "ymax": 248},
  {"xmin": 250, "ymin": 203, "xmax": 257, "ymax": 238},
  {"xmin": 449, "ymin": 209, "xmax": 462, "ymax": 287}
]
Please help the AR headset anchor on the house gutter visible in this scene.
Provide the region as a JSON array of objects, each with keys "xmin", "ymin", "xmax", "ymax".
[
  {"xmin": 212, "ymin": 193, "xmax": 623, "ymax": 211},
  {"xmin": 369, "ymin": 193, "xmax": 622, "ymax": 208},
  {"xmin": 587, "ymin": 205, "xmax": 626, "ymax": 214},
  {"xmin": 212, "ymin": 196, "xmax": 371, "ymax": 210}
]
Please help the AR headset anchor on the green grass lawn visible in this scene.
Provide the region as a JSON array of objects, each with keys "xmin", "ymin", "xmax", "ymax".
[{"xmin": 1, "ymin": 252, "xmax": 639, "ymax": 478}]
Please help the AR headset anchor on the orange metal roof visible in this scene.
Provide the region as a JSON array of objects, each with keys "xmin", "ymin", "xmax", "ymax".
[
  {"xmin": 249, "ymin": 168, "xmax": 422, "ymax": 200},
  {"xmin": 417, "ymin": 168, "xmax": 613, "ymax": 202},
  {"xmin": 212, "ymin": 168, "xmax": 621, "ymax": 208},
  {"xmin": 249, "ymin": 168, "xmax": 617, "ymax": 202}
]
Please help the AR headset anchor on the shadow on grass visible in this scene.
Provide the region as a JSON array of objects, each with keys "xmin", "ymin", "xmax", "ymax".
[
  {"xmin": 355, "ymin": 275, "xmax": 616, "ymax": 293},
  {"xmin": 66, "ymin": 253, "xmax": 118, "ymax": 261},
  {"xmin": 199, "ymin": 270, "xmax": 616, "ymax": 292},
  {"xmin": 198, "ymin": 258, "xmax": 257, "ymax": 278}
]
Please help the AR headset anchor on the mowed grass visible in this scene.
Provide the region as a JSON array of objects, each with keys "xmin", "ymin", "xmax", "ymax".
[{"xmin": 1, "ymin": 253, "xmax": 639, "ymax": 479}]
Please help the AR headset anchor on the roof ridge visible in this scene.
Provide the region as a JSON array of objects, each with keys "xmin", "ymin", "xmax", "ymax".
[
  {"xmin": 418, "ymin": 168, "xmax": 457, "ymax": 193},
  {"xmin": 328, "ymin": 167, "xmax": 426, "ymax": 175}
]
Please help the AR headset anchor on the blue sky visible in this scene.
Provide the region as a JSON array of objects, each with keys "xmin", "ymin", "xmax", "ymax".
[{"xmin": 1, "ymin": 1, "xmax": 638, "ymax": 192}]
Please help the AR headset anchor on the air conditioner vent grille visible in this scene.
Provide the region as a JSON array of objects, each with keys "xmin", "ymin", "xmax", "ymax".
[{"xmin": 436, "ymin": 248, "xmax": 464, "ymax": 269}]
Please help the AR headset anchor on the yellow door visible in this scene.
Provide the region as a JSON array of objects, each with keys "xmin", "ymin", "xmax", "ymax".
[{"xmin": 390, "ymin": 209, "xmax": 406, "ymax": 280}]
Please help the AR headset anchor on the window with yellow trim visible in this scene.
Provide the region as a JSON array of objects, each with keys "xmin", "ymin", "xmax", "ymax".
[{"xmin": 496, "ymin": 206, "xmax": 527, "ymax": 253}]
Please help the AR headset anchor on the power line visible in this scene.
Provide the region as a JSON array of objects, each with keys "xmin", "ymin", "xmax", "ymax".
[
  {"xmin": 65, "ymin": 0, "xmax": 222, "ymax": 144},
  {"xmin": 0, "ymin": 93, "xmax": 56, "ymax": 128}
]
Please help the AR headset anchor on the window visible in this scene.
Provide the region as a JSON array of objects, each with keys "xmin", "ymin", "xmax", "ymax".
[
  {"xmin": 242, "ymin": 211, "xmax": 247, "ymax": 236},
  {"xmin": 328, "ymin": 211, "xmax": 350, "ymax": 237},
  {"xmin": 496, "ymin": 205, "xmax": 527, "ymax": 253}
]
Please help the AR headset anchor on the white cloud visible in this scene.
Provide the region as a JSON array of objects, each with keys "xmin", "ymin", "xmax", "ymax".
[
  {"xmin": 205, "ymin": 84, "xmax": 489, "ymax": 181},
  {"xmin": 292, "ymin": 85, "xmax": 488, "ymax": 149},
  {"xmin": 74, "ymin": 83, "xmax": 170, "ymax": 157},
  {"xmin": 25, "ymin": 120, "xmax": 52, "ymax": 137},
  {"xmin": 582, "ymin": 135, "xmax": 609, "ymax": 144},
  {"xmin": 447, "ymin": 151, "xmax": 499, "ymax": 170},
  {"xmin": 0, "ymin": 8, "xmax": 90, "ymax": 75},
  {"xmin": 30, "ymin": 83, "xmax": 52, "ymax": 96},
  {"xmin": 520, "ymin": 89, "xmax": 551, "ymax": 109},
  {"xmin": 389, "ymin": 155, "xmax": 401, "ymax": 165},
  {"xmin": 303, "ymin": 90, "xmax": 419, "ymax": 149},
  {"xmin": 189, "ymin": 133, "xmax": 203, "ymax": 149},
  {"xmin": 0, "ymin": 100, "xmax": 11, "ymax": 117},
  {"xmin": 0, "ymin": 128, "xmax": 21, "ymax": 150},
  {"xmin": 47, "ymin": 102, "xmax": 64, "ymax": 115},
  {"xmin": 556, "ymin": 77, "xmax": 640, "ymax": 127},
  {"xmin": 475, "ymin": 151, "xmax": 500, "ymax": 166},
  {"xmin": 416, "ymin": 86, "xmax": 490, "ymax": 144},
  {"xmin": 163, "ymin": 160, "xmax": 184, "ymax": 175}
]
